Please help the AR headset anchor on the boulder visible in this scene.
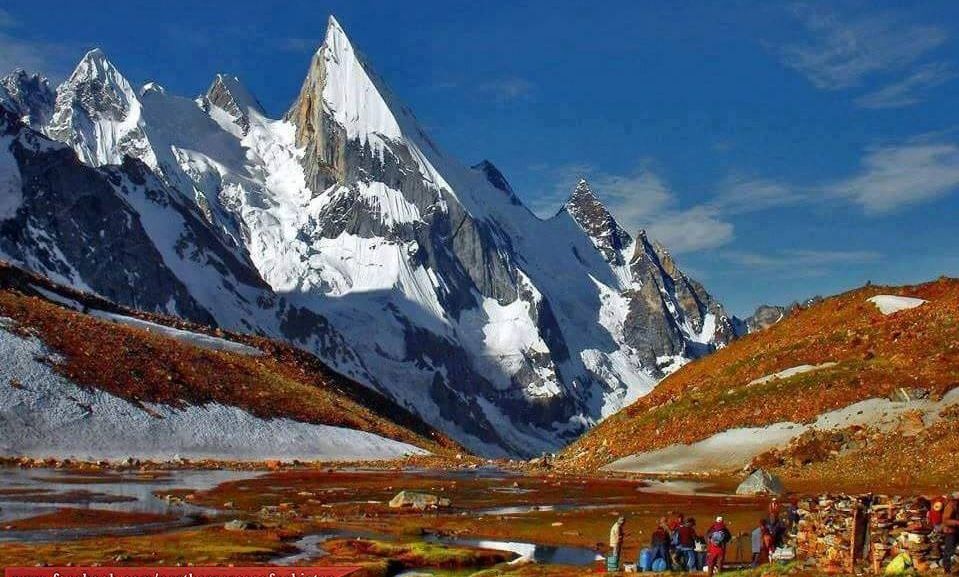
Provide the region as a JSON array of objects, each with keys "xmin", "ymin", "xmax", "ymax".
[
  {"xmin": 388, "ymin": 491, "xmax": 451, "ymax": 510},
  {"xmin": 223, "ymin": 519, "xmax": 259, "ymax": 531},
  {"xmin": 736, "ymin": 468, "xmax": 784, "ymax": 496}
]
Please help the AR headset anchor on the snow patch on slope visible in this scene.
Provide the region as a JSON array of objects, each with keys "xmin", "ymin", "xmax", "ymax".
[
  {"xmin": 458, "ymin": 292, "xmax": 554, "ymax": 394},
  {"xmin": 0, "ymin": 318, "xmax": 425, "ymax": 461},
  {"xmin": 88, "ymin": 310, "xmax": 263, "ymax": 356},
  {"xmin": 604, "ymin": 387, "xmax": 959, "ymax": 474},
  {"xmin": 868, "ymin": 295, "xmax": 927, "ymax": 315},
  {"xmin": 747, "ymin": 363, "xmax": 837, "ymax": 387}
]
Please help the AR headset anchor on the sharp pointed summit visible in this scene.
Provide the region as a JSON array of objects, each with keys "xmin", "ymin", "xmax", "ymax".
[
  {"xmin": 46, "ymin": 48, "xmax": 155, "ymax": 168},
  {"xmin": 561, "ymin": 179, "xmax": 632, "ymax": 265},
  {"xmin": 71, "ymin": 48, "xmax": 118, "ymax": 83},
  {"xmin": 0, "ymin": 17, "xmax": 743, "ymax": 458}
]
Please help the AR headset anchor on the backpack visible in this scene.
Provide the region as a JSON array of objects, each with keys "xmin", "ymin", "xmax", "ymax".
[{"xmin": 710, "ymin": 530, "xmax": 726, "ymax": 546}]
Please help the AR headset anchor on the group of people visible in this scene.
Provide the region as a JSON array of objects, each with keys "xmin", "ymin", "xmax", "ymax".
[{"xmin": 608, "ymin": 498, "xmax": 799, "ymax": 574}]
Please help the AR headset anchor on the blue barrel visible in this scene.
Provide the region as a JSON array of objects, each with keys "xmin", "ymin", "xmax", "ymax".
[{"xmin": 639, "ymin": 548, "xmax": 652, "ymax": 572}]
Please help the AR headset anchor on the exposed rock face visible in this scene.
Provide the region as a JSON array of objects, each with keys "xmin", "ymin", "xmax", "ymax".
[
  {"xmin": 284, "ymin": 19, "xmax": 518, "ymax": 308},
  {"xmin": 747, "ymin": 304, "xmax": 788, "ymax": 332},
  {"xmin": 736, "ymin": 468, "xmax": 784, "ymax": 496},
  {"xmin": 285, "ymin": 40, "xmax": 348, "ymax": 192},
  {"xmin": 745, "ymin": 296, "xmax": 823, "ymax": 334},
  {"xmin": 201, "ymin": 74, "xmax": 264, "ymax": 135},
  {"xmin": 473, "ymin": 159, "xmax": 525, "ymax": 206},
  {"xmin": 0, "ymin": 106, "xmax": 263, "ymax": 326},
  {"xmin": 1, "ymin": 69, "xmax": 55, "ymax": 128},
  {"xmin": 561, "ymin": 180, "xmax": 632, "ymax": 266},
  {"xmin": 0, "ymin": 16, "xmax": 744, "ymax": 457}
]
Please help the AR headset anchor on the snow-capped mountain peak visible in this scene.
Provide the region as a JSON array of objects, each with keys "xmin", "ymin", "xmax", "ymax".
[
  {"xmin": 560, "ymin": 178, "xmax": 632, "ymax": 265},
  {"xmin": 74, "ymin": 48, "xmax": 111, "ymax": 79},
  {"xmin": 311, "ymin": 15, "xmax": 403, "ymax": 143},
  {"xmin": 45, "ymin": 48, "xmax": 156, "ymax": 168},
  {"xmin": 1, "ymin": 17, "xmax": 745, "ymax": 458}
]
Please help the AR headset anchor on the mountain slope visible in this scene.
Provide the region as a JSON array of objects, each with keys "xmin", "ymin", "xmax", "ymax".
[
  {"xmin": 558, "ymin": 277, "xmax": 959, "ymax": 487},
  {"xmin": 0, "ymin": 261, "xmax": 457, "ymax": 461},
  {"xmin": 0, "ymin": 16, "xmax": 740, "ymax": 457},
  {"xmin": 1, "ymin": 69, "xmax": 55, "ymax": 129}
]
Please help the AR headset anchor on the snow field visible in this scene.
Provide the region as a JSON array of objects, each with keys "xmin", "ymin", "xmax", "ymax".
[{"xmin": 0, "ymin": 317, "xmax": 426, "ymax": 461}]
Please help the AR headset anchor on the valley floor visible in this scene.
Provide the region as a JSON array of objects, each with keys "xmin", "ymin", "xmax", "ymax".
[{"xmin": 0, "ymin": 459, "xmax": 948, "ymax": 576}]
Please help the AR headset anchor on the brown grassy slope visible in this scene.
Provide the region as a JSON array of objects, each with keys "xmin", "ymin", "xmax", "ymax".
[
  {"xmin": 558, "ymin": 277, "xmax": 959, "ymax": 472},
  {"xmin": 0, "ymin": 261, "xmax": 461, "ymax": 456}
]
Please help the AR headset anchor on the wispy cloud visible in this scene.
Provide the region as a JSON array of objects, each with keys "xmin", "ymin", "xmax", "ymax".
[
  {"xmin": 710, "ymin": 174, "xmax": 799, "ymax": 215},
  {"xmin": 779, "ymin": 4, "xmax": 948, "ymax": 90},
  {"xmin": 0, "ymin": 9, "xmax": 69, "ymax": 78},
  {"xmin": 529, "ymin": 162, "xmax": 735, "ymax": 253},
  {"xmin": 276, "ymin": 37, "xmax": 321, "ymax": 53},
  {"xmin": 827, "ymin": 138, "xmax": 959, "ymax": 214},
  {"xmin": 854, "ymin": 62, "xmax": 956, "ymax": 109},
  {"xmin": 645, "ymin": 206, "xmax": 735, "ymax": 254},
  {"xmin": 721, "ymin": 249, "xmax": 881, "ymax": 277},
  {"xmin": 479, "ymin": 77, "xmax": 534, "ymax": 103},
  {"xmin": 527, "ymin": 128, "xmax": 959, "ymax": 260},
  {"xmin": 0, "ymin": 8, "xmax": 58, "ymax": 75}
]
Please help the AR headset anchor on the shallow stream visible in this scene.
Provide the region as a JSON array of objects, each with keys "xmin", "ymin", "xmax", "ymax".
[{"xmin": 0, "ymin": 467, "xmax": 258, "ymax": 541}]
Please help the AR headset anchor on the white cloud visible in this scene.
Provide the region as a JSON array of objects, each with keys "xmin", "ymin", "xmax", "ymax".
[
  {"xmin": 854, "ymin": 62, "xmax": 956, "ymax": 109},
  {"xmin": 530, "ymin": 162, "xmax": 735, "ymax": 253},
  {"xmin": 828, "ymin": 140, "xmax": 959, "ymax": 213},
  {"xmin": 723, "ymin": 249, "xmax": 880, "ymax": 268},
  {"xmin": 779, "ymin": 4, "xmax": 948, "ymax": 90},
  {"xmin": 644, "ymin": 206, "xmax": 735, "ymax": 254},
  {"xmin": 721, "ymin": 249, "xmax": 881, "ymax": 277},
  {"xmin": 276, "ymin": 37, "xmax": 320, "ymax": 53},
  {"xmin": 710, "ymin": 174, "xmax": 799, "ymax": 214},
  {"xmin": 0, "ymin": 9, "xmax": 69, "ymax": 80},
  {"xmin": 479, "ymin": 77, "xmax": 534, "ymax": 103}
]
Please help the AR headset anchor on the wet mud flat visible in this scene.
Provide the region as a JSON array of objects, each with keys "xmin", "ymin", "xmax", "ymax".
[{"xmin": 0, "ymin": 465, "xmax": 768, "ymax": 575}]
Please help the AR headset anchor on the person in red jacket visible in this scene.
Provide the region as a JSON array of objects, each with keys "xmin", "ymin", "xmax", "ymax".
[
  {"xmin": 706, "ymin": 516, "xmax": 731, "ymax": 577},
  {"xmin": 669, "ymin": 511, "xmax": 685, "ymax": 532},
  {"xmin": 675, "ymin": 517, "xmax": 699, "ymax": 571},
  {"xmin": 929, "ymin": 496, "xmax": 946, "ymax": 529},
  {"xmin": 943, "ymin": 493, "xmax": 959, "ymax": 574}
]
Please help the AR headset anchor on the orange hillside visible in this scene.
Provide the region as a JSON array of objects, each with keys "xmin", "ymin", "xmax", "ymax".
[
  {"xmin": 0, "ymin": 261, "xmax": 460, "ymax": 456},
  {"xmin": 560, "ymin": 277, "xmax": 959, "ymax": 474}
]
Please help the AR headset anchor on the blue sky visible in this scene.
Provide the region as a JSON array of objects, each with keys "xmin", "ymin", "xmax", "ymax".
[{"xmin": 2, "ymin": 0, "xmax": 958, "ymax": 315}]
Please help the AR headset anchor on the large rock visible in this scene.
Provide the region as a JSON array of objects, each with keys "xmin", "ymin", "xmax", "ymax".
[
  {"xmin": 388, "ymin": 491, "xmax": 451, "ymax": 510},
  {"xmin": 737, "ymin": 469, "xmax": 784, "ymax": 496}
]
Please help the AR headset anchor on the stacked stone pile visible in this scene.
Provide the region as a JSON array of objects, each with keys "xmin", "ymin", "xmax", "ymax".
[
  {"xmin": 869, "ymin": 496, "xmax": 946, "ymax": 572},
  {"xmin": 795, "ymin": 495, "xmax": 867, "ymax": 571},
  {"xmin": 795, "ymin": 494, "xmax": 957, "ymax": 573}
]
